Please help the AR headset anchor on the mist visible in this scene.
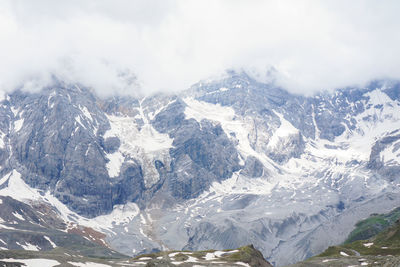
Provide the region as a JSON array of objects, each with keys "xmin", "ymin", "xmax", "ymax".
[{"xmin": 1, "ymin": 0, "xmax": 400, "ymax": 97}]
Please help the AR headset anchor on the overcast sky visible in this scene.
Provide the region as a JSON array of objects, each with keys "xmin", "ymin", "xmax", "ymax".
[{"xmin": 0, "ymin": 0, "xmax": 399, "ymax": 96}]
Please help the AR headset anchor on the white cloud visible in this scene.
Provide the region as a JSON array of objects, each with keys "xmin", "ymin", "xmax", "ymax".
[{"xmin": 0, "ymin": 0, "xmax": 399, "ymax": 96}]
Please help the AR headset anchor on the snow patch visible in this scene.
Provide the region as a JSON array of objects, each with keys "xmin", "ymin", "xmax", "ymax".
[
  {"xmin": 0, "ymin": 132, "xmax": 5, "ymax": 149},
  {"xmin": 335, "ymin": 88, "xmax": 400, "ymax": 161},
  {"xmin": 0, "ymin": 171, "xmax": 41, "ymax": 201},
  {"xmin": 147, "ymin": 99, "xmax": 176, "ymax": 120},
  {"xmin": 105, "ymin": 151, "xmax": 125, "ymax": 178},
  {"xmin": 17, "ymin": 241, "xmax": 40, "ymax": 251},
  {"xmin": 80, "ymin": 105, "xmax": 93, "ymax": 122},
  {"xmin": 140, "ymin": 214, "xmax": 146, "ymax": 224},
  {"xmin": 207, "ymin": 171, "xmax": 274, "ymax": 196},
  {"xmin": 43, "ymin": 191, "xmax": 140, "ymax": 231},
  {"xmin": 12, "ymin": 211, "xmax": 25, "ymax": 221},
  {"xmin": 267, "ymin": 111, "xmax": 299, "ymax": 148},
  {"xmin": 0, "ymin": 258, "xmax": 59, "ymax": 267},
  {"xmin": 104, "ymin": 114, "xmax": 172, "ymax": 187},
  {"xmin": 90, "ymin": 202, "xmax": 140, "ymax": 229},
  {"xmin": 47, "ymin": 90, "xmax": 56, "ymax": 108},
  {"xmin": 44, "ymin": 236, "xmax": 57, "ymax": 248},
  {"xmin": 0, "ymin": 224, "xmax": 15, "ymax": 230},
  {"xmin": 104, "ymin": 115, "xmax": 173, "ymax": 154},
  {"xmin": 137, "ymin": 257, "xmax": 152, "ymax": 260},
  {"xmin": 67, "ymin": 262, "xmax": 112, "ymax": 267},
  {"xmin": 205, "ymin": 253, "xmax": 216, "ymax": 261},
  {"xmin": 185, "ymin": 256, "xmax": 198, "ymax": 262},
  {"xmin": 184, "ymin": 97, "xmax": 235, "ymax": 124},
  {"xmin": 363, "ymin": 242, "xmax": 373, "ymax": 248},
  {"xmin": 204, "ymin": 250, "xmax": 239, "ymax": 261},
  {"xmin": 0, "ymin": 173, "xmax": 9, "ymax": 187},
  {"xmin": 11, "ymin": 106, "xmax": 19, "ymax": 117},
  {"xmin": 214, "ymin": 250, "xmax": 237, "ymax": 257},
  {"xmin": 365, "ymin": 89, "xmax": 392, "ymax": 105},
  {"xmin": 75, "ymin": 116, "xmax": 86, "ymax": 128},
  {"xmin": 322, "ymin": 259, "xmax": 336, "ymax": 263},
  {"xmin": 14, "ymin": 118, "xmax": 24, "ymax": 132},
  {"xmin": 381, "ymin": 144, "xmax": 400, "ymax": 166}
]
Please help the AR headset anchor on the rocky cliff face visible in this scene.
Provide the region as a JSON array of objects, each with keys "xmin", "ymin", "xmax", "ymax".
[{"xmin": 1, "ymin": 73, "xmax": 400, "ymax": 266}]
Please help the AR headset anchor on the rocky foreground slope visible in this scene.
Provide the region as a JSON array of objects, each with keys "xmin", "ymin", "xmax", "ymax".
[
  {"xmin": 0, "ymin": 72, "xmax": 400, "ymax": 265},
  {"xmin": 0, "ymin": 244, "xmax": 271, "ymax": 267}
]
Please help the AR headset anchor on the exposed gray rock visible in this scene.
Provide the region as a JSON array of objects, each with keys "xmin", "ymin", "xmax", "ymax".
[
  {"xmin": 0, "ymin": 196, "xmax": 124, "ymax": 258},
  {"xmin": 103, "ymin": 136, "xmax": 120, "ymax": 153},
  {"xmin": 1, "ymin": 73, "xmax": 400, "ymax": 266},
  {"xmin": 242, "ymin": 156, "xmax": 264, "ymax": 177}
]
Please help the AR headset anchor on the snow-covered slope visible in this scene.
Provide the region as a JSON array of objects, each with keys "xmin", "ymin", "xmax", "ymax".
[{"xmin": 0, "ymin": 75, "xmax": 400, "ymax": 266}]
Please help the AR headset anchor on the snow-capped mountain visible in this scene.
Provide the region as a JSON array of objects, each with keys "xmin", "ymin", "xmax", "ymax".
[{"xmin": 0, "ymin": 72, "xmax": 400, "ymax": 266}]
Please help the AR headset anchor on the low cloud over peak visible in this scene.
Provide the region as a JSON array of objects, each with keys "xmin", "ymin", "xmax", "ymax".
[{"xmin": 1, "ymin": 0, "xmax": 400, "ymax": 96}]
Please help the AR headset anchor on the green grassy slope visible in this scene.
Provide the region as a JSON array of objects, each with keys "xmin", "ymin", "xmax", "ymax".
[
  {"xmin": 287, "ymin": 207, "xmax": 400, "ymax": 266},
  {"xmin": 345, "ymin": 207, "xmax": 400, "ymax": 243}
]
